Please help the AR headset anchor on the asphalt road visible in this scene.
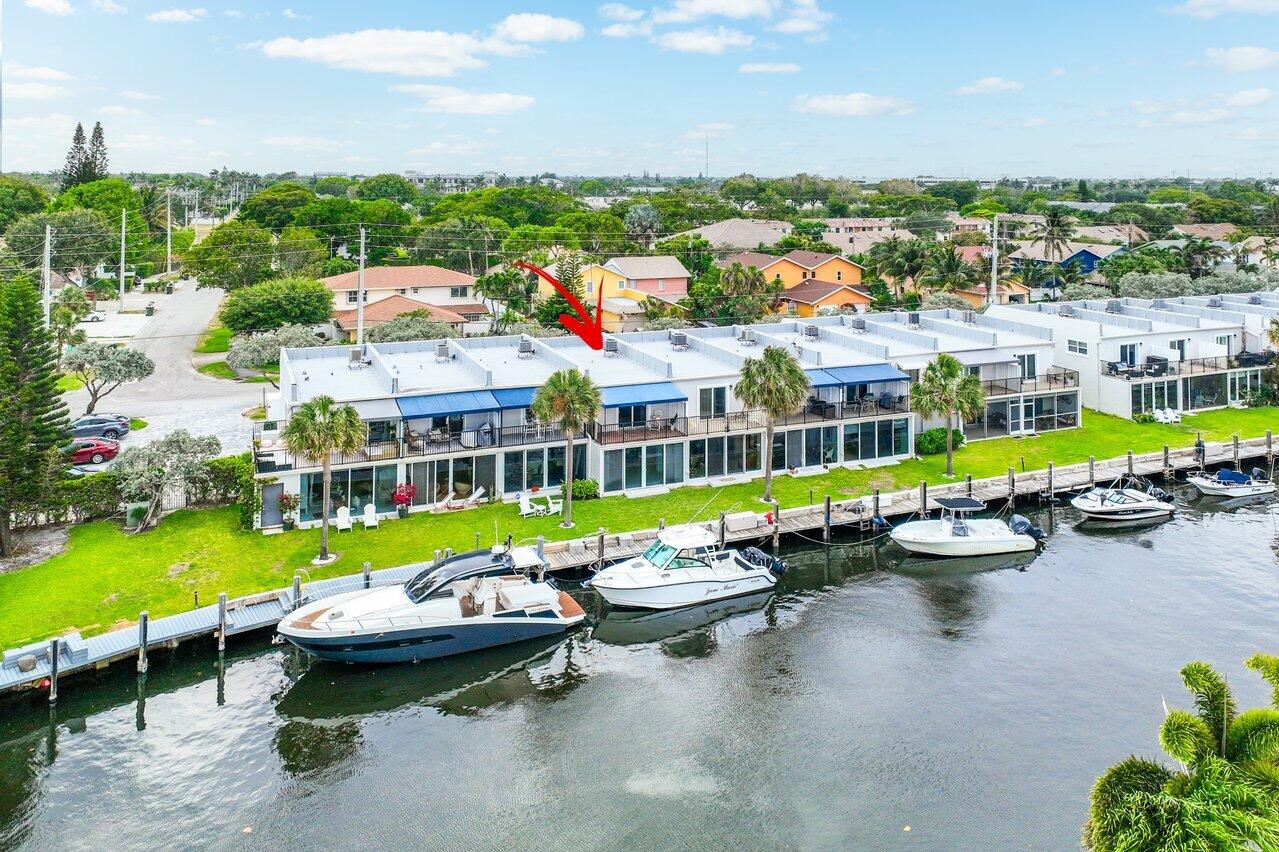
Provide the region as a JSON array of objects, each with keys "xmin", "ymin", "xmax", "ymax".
[{"xmin": 63, "ymin": 281, "xmax": 261, "ymax": 457}]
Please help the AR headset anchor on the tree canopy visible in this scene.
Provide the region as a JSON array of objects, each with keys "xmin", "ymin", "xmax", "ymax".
[
  {"xmin": 238, "ymin": 182, "xmax": 318, "ymax": 231},
  {"xmin": 354, "ymin": 173, "xmax": 418, "ymax": 204},
  {"xmin": 0, "ymin": 176, "xmax": 50, "ymax": 232},
  {"xmin": 219, "ymin": 276, "xmax": 333, "ymax": 332},
  {"xmin": 185, "ymin": 220, "xmax": 275, "ymax": 290},
  {"xmin": 60, "ymin": 342, "xmax": 155, "ymax": 414}
]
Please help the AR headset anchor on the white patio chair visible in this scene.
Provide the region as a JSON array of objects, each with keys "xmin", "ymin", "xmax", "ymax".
[
  {"xmin": 542, "ymin": 493, "xmax": 563, "ymax": 516},
  {"xmin": 334, "ymin": 505, "xmax": 353, "ymax": 531},
  {"xmin": 431, "ymin": 491, "xmax": 455, "ymax": 513},
  {"xmin": 519, "ymin": 492, "xmax": 546, "ymax": 518},
  {"xmin": 1163, "ymin": 408, "xmax": 1182, "ymax": 423},
  {"xmin": 362, "ymin": 503, "xmax": 378, "ymax": 528},
  {"xmin": 461, "ymin": 486, "xmax": 486, "ymax": 508}
]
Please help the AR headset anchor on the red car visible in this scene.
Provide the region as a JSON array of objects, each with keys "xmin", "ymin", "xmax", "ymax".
[{"xmin": 64, "ymin": 438, "xmax": 119, "ymax": 465}]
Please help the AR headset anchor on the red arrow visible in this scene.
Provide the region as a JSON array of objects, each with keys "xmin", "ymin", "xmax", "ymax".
[{"xmin": 515, "ymin": 260, "xmax": 605, "ymax": 350}]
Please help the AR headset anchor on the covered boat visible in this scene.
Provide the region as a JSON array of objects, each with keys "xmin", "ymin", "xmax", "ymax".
[
  {"xmin": 587, "ymin": 525, "xmax": 784, "ymax": 610},
  {"xmin": 277, "ymin": 546, "xmax": 586, "ymax": 664},
  {"xmin": 889, "ymin": 497, "xmax": 1043, "ymax": 557},
  {"xmin": 1070, "ymin": 475, "xmax": 1175, "ymax": 521},
  {"xmin": 1187, "ymin": 467, "xmax": 1275, "ymax": 498}
]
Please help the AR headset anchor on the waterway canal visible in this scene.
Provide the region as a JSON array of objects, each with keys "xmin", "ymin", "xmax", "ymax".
[{"xmin": 2, "ymin": 491, "xmax": 1278, "ymax": 849}]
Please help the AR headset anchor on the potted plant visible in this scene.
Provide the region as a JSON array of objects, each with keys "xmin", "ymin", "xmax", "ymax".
[
  {"xmin": 392, "ymin": 483, "xmax": 416, "ymax": 519},
  {"xmin": 278, "ymin": 492, "xmax": 300, "ymax": 531}
]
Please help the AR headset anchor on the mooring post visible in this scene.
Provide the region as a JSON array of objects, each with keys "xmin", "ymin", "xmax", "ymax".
[
  {"xmin": 718, "ymin": 511, "xmax": 727, "ymax": 548},
  {"xmin": 48, "ymin": 638, "xmax": 60, "ymax": 704},
  {"xmin": 474, "ymin": 531, "xmax": 481, "ymax": 549},
  {"xmin": 291, "ymin": 574, "xmax": 302, "ymax": 611},
  {"xmin": 1007, "ymin": 468, "xmax": 1016, "ymax": 510},
  {"xmin": 505, "ymin": 533, "xmax": 512, "ymax": 550},
  {"xmin": 872, "ymin": 489, "xmax": 881, "ymax": 518},
  {"xmin": 1047, "ymin": 462, "xmax": 1054, "ymax": 499},
  {"xmin": 1088, "ymin": 455, "xmax": 1095, "ymax": 486},
  {"xmin": 444, "ymin": 547, "xmax": 453, "ymax": 560},
  {"xmin": 966, "ymin": 474, "xmax": 972, "ymax": 497},
  {"xmin": 658, "ymin": 517, "xmax": 665, "ymax": 530},
  {"xmin": 771, "ymin": 500, "xmax": 781, "ymax": 552},
  {"xmin": 535, "ymin": 536, "xmax": 544, "ymax": 559},
  {"xmin": 433, "ymin": 548, "xmax": 442, "ymax": 566},
  {"xmin": 1234, "ymin": 435, "xmax": 1241, "ymax": 470},
  {"xmin": 1127, "ymin": 450, "xmax": 1134, "ymax": 475},
  {"xmin": 362, "ymin": 561, "xmax": 371, "ymax": 589},
  {"xmin": 137, "ymin": 610, "xmax": 149, "ymax": 674},
  {"xmin": 216, "ymin": 592, "xmax": 227, "ymax": 652},
  {"xmin": 1163, "ymin": 444, "xmax": 1171, "ymax": 473},
  {"xmin": 823, "ymin": 495, "xmax": 831, "ymax": 543},
  {"xmin": 918, "ymin": 480, "xmax": 927, "ymax": 515},
  {"xmin": 1267, "ymin": 429, "xmax": 1274, "ymax": 459},
  {"xmin": 596, "ymin": 528, "xmax": 606, "ymax": 569}
]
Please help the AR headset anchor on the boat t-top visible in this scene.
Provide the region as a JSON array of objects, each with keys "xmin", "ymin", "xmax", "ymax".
[
  {"xmin": 1187, "ymin": 467, "xmax": 1275, "ymax": 498},
  {"xmin": 1070, "ymin": 474, "xmax": 1175, "ymax": 522},
  {"xmin": 889, "ymin": 497, "xmax": 1044, "ymax": 557},
  {"xmin": 586, "ymin": 525, "xmax": 785, "ymax": 610},
  {"xmin": 277, "ymin": 546, "xmax": 586, "ymax": 664}
]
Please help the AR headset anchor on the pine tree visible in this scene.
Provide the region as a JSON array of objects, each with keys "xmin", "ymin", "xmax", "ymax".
[
  {"xmin": 534, "ymin": 251, "xmax": 589, "ymax": 327},
  {"xmin": 61, "ymin": 123, "xmax": 87, "ymax": 191},
  {"xmin": 86, "ymin": 121, "xmax": 109, "ymax": 182},
  {"xmin": 0, "ymin": 278, "xmax": 70, "ymax": 556}
]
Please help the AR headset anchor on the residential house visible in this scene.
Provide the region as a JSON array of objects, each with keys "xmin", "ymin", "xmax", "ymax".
[
  {"xmin": 823, "ymin": 217, "xmax": 899, "ymax": 235},
  {"xmin": 829, "ymin": 229, "xmax": 918, "ymax": 255},
  {"xmin": 253, "ymin": 309, "xmax": 1082, "ymax": 528},
  {"xmin": 332, "ymin": 296, "xmax": 467, "ymax": 340},
  {"xmin": 988, "ymin": 293, "xmax": 1279, "ymax": 419},
  {"xmin": 672, "ymin": 218, "xmax": 792, "ymax": 250},
  {"xmin": 1074, "ymin": 224, "xmax": 1149, "ymax": 245},
  {"xmin": 942, "ymin": 212, "xmax": 993, "ymax": 239},
  {"xmin": 535, "ymin": 257, "xmax": 690, "ymax": 332},
  {"xmin": 602, "ymin": 256, "xmax": 691, "ymax": 298},
  {"xmin": 1007, "ymin": 240, "xmax": 1125, "ymax": 275},
  {"xmin": 1171, "ymin": 223, "xmax": 1240, "ymax": 241},
  {"xmin": 781, "ymin": 279, "xmax": 873, "ymax": 316},
  {"xmin": 321, "ymin": 265, "xmax": 491, "ymax": 334}
]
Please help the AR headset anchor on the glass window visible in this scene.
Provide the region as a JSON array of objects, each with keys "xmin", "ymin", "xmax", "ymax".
[
  {"xmin": 664, "ymin": 442, "xmax": 684, "ymax": 484},
  {"xmin": 526, "ymin": 449, "xmax": 545, "ymax": 489},
  {"xmin": 366, "ymin": 419, "xmax": 397, "ymax": 443},
  {"xmin": 645, "ymin": 445, "xmax": 664, "ymax": 487},
  {"xmin": 689, "ymin": 439, "xmax": 707, "ymax": 479},
  {"xmin": 642, "ymin": 541, "xmax": 677, "ymax": 568},
  {"xmin": 1119, "ymin": 344, "xmax": 1138, "ymax": 366},
  {"xmin": 374, "ymin": 465, "xmax": 397, "ymax": 512},
  {"xmin": 604, "ymin": 449, "xmax": 624, "ymax": 492},
  {"xmin": 625, "ymin": 446, "xmax": 643, "ymax": 489},
  {"xmin": 1016, "ymin": 353, "xmax": 1037, "ymax": 379},
  {"xmin": 726, "ymin": 434, "xmax": 745, "ymax": 475},
  {"xmin": 821, "ymin": 426, "xmax": 838, "ymax": 464},
  {"xmin": 434, "ymin": 461, "xmax": 450, "ymax": 502},
  {"xmin": 707, "ymin": 437, "xmax": 725, "ymax": 477},
  {"xmin": 617, "ymin": 404, "xmax": 648, "ymax": 428},
  {"xmin": 804, "ymin": 427, "xmax": 821, "ymax": 467},
  {"xmin": 699, "ymin": 386, "xmax": 726, "ymax": 417},
  {"xmin": 547, "ymin": 446, "xmax": 565, "ymax": 487},
  {"xmin": 876, "ymin": 420, "xmax": 893, "ymax": 458},
  {"xmin": 408, "ymin": 461, "xmax": 433, "ymax": 505},
  {"xmin": 786, "ymin": 430, "xmax": 803, "ymax": 469},
  {"xmin": 452, "ymin": 456, "xmax": 474, "ymax": 498},
  {"xmin": 860, "ymin": 421, "xmax": 876, "ymax": 460},
  {"xmin": 772, "ymin": 432, "xmax": 786, "ymax": 471},
  {"xmin": 843, "ymin": 423, "xmax": 861, "ymax": 461},
  {"xmin": 329, "ymin": 468, "xmax": 351, "ymax": 514},
  {"xmin": 893, "ymin": 418, "xmax": 909, "ymax": 455},
  {"xmin": 744, "ymin": 434, "xmax": 761, "ymax": 472},
  {"xmin": 504, "ymin": 452, "xmax": 524, "ymax": 493},
  {"xmin": 475, "ymin": 455, "xmax": 496, "ymax": 500}
]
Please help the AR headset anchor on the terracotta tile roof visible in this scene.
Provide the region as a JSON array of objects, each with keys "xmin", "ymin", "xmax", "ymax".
[
  {"xmin": 603, "ymin": 255, "xmax": 691, "ymax": 279},
  {"xmin": 332, "ymin": 295, "xmax": 466, "ymax": 328},
  {"xmin": 784, "ymin": 278, "xmax": 872, "ymax": 305},
  {"xmin": 322, "ymin": 265, "xmax": 477, "ymax": 291},
  {"xmin": 1007, "ymin": 240, "xmax": 1125, "ymax": 263},
  {"xmin": 782, "ymin": 249, "xmax": 840, "ymax": 268},
  {"xmin": 1172, "ymin": 223, "xmax": 1239, "ymax": 241},
  {"xmin": 717, "ymin": 250, "xmax": 783, "ymax": 271},
  {"xmin": 674, "ymin": 218, "xmax": 792, "ymax": 249}
]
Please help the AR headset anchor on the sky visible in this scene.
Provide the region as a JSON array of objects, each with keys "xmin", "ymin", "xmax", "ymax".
[{"xmin": 5, "ymin": 0, "xmax": 1279, "ymax": 179}]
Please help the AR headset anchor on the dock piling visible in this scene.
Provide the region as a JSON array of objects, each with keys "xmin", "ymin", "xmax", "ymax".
[
  {"xmin": 1127, "ymin": 450, "xmax": 1134, "ymax": 475},
  {"xmin": 535, "ymin": 536, "xmax": 544, "ymax": 559},
  {"xmin": 965, "ymin": 474, "xmax": 972, "ymax": 497},
  {"xmin": 658, "ymin": 517, "xmax": 665, "ymax": 530},
  {"xmin": 596, "ymin": 528, "xmax": 606, "ymax": 570},
  {"xmin": 918, "ymin": 481, "xmax": 927, "ymax": 516},
  {"xmin": 718, "ymin": 511, "xmax": 726, "ymax": 548},
  {"xmin": 1163, "ymin": 445, "xmax": 1171, "ymax": 477},
  {"xmin": 1047, "ymin": 462, "xmax": 1054, "ymax": 499},
  {"xmin": 822, "ymin": 496, "xmax": 831, "ymax": 543},
  {"xmin": 1234, "ymin": 435, "xmax": 1241, "ymax": 470},
  {"xmin": 137, "ymin": 610, "xmax": 148, "ymax": 674},
  {"xmin": 1007, "ymin": 468, "xmax": 1016, "ymax": 510},
  {"xmin": 48, "ymin": 638, "xmax": 59, "ymax": 704},
  {"xmin": 216, "ymin": 592, "xmax": 227, "ymax": 652},
  {"xmin": 433, "ymin": 548, "xmax": 442, "ymax": 566},
  {"xmin": 1089, "ymin": 456, "xmax": 1095, "ymax": 486},
  {"xmin": 771, "ymin": 500, "xmax": 781, "ymax": 552},
  {"xmin": 362, "ymin": 561, "xmax": 371, "ymax": 589},
  {"xmin": 291, "ymin": 575, "xmax": 301, "ymax": 611}
]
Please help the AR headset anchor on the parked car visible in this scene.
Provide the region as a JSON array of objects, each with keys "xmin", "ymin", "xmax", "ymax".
[
  {"xmin": 84, "ymin": 310, "xmax": 107, "ymax": 322},
  {"xmin": 70, "ymin": 414, "xmax": 130, "ymax": 440},
  {"xmin": 63, "ymin": 438, "xmax": 119, "ymax": 465}
]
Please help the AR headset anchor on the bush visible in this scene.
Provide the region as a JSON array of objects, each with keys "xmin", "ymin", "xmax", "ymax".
[
  {"xmin": 40, "ymin": 471, "xmax": 121, "ymax": 524},
  {"xmin": 201, "ymin": 453, "xmax": 258, "ymax": 528},
  {"xmin": 218, "ymin": 277, "xmax": 333, "ymax": 333},
  {"xmin": 914, "ymin": 427, "xmax": 965, "ymax": 456},
  {"xmin": 1132, "ymin": 412, "xmax": 1156, "ymax": 424},
  {"xmin": 570, "ymin": 479, "xmax": 599, "ymax": 500}
]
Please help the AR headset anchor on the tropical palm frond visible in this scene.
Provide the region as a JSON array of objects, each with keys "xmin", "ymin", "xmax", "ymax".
[
  {"xmin": 1181, "ymin": 661, "xmax": 1238, "ymax": 755},
  {"xmin": 1225, "ymin": 709, "xmax": 1279, "ymax": 765},
  {"xmin": 1084, "ymin": 755, "xmax": 1176, "ymax": 851},
  {"xmin": 1246, "ymin": 654, "xmax": 1279, "ymax": 708},
  {"xmin": 734, "ymin": 346, "xmax": 810, "ymax": 417},
  {"xmin": 1160, "ymin": 709, "xmax": 1216, "ymax": 767}
]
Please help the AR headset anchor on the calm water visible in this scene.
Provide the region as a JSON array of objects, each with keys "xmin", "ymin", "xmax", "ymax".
[{"xmin": 3, "ymin": 487, "xmax": 1279, "ymax": 851}]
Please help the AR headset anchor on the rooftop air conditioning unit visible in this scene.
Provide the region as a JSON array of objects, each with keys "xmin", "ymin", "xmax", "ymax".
[
  {"xmin": 850, "ymin": 316, "xmax": 866, "ymax": 331},
  {"xmin": 1249, "ymin": 294, "xmax": 1262, "ymax": 305},
  {"xmin": 962, "ymin": 310, "xmax": 976, "ymax": 324},
  {"xmin": 804, "ymin": 324, "xmax": 819, "ymax": 338},
  {"xmin": 1208, "ymin": 297, "xmax": 1223, "ymax": 308},
  {"xmin": 603, "ymin": 338, "xmax": 619, "ymax": 355},
  {"xmin": 517, "ymin": 338, "xmax": 535, "ymax": 358},
  {"xmin": 671, "ymin": 331, "xmax": 688, "ymax": 349},
  {"xmin": 907, "ymin": 312, "xmax": 920, "ymax": 326},
  {"xmin": 1106, "ymin": 300, "xmax": 1122, "ymax": 313},
  {"xmin": 348, "ymin": 347, "xmax": 363, "ymax": 364},
  {"xmin": 434, "ymin": 342, "xmax": 450, "ymax": 362},
  {"xmin": 1152, "ymin": 299, "xmax": 1167, "ymax": 309},
  {"xmin": 1059, "ymin": 305, "xmax": 1074, "ymax": 317}
]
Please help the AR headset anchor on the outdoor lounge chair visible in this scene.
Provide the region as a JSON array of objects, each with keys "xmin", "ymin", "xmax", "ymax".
[
  {"xmin": 1153, "ymin": 409, "xmax": 1171, "ymax": 424},
  {"xmin": 1162, "ymin": 408, "xmax": 1181, "ymax": 423},
  {"xmin": 362, "ymin": 503, "xmax": 378, "ymax": 528},
  {"xmin": 431, "ymin": 491, "xmax": 455, "ymax": 513},
  {"xmin": 519, "ymin": 492, "xmax": 546, "ymax": 518},
  {"xmin": 543, "ymin": 493, "xmax": 563, "ymax": 516},
  {"xmin": 461, "ymin": 486, "xmax": 486, "ymax": 508},
  {"xmin": 335, "ymin": 505, "xmax": 353, "ymax": 531}
]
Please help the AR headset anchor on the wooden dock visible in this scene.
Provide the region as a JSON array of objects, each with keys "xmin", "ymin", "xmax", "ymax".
[{"xmin": 2, "ymin": 432, "xmax": 1273, "ymax": 699}]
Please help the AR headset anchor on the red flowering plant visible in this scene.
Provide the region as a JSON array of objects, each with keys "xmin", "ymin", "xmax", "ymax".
[{"xmin": 392, "ymin": 483, "xmax": 416, "ymax": 516}]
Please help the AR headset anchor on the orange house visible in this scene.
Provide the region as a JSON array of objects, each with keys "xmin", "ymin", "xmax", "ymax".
[
  {"xmin": 782, "ymin": 279, "xmax": 873, "ymax": 317},
  {"xmin": 718, "ymin": 249, "xmax": 865, "ymax": 290}
]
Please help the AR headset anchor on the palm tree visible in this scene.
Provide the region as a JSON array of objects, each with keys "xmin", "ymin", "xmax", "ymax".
[
  {"xmin": 892, "ymin": 239, "xmax": 932, "ymax": 296},
  {"xmin": 734, "ymin": 346, "xmax": 810, "ymax": 502},
  {"xmin": 1177, "ymin": 238, "xmax": 1224, "ymax": 279},
  {"xmin": 910, "ymin": 353, "xmax": 986, "ymax": 477},
  {"xmin": 532, "ymin": 369, "xmax": 601, "ymax": 528},
  {"xmin": 916, "ymin": 244, "xmax": 978, "ymax": 293},
  {"xmin": 1013, "ymin": 259, "xmax": 1053, "ymax": 295},
  {"xmin": 1084, "ymin": 654, "xmax": 1279, "ymax": 851},
  {"xmin": 1267, "ymin": 316, "xmax": 1279, "ymax": 349},
  {"xmin": 282, "ymin": 395, "xmax": 368, "ymax": 563},
  {"xmin": 1030, "ymin": 207, "xmax": 1075, "ymax": 266},
  {"xmin": 1260, "ymin": 239, "xmax": 1279, "ymax": 269}
]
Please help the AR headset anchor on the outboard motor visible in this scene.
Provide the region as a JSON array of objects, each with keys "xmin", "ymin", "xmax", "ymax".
[
  {"xmin": 1010, "ymin": 514, "xmax": 1046, "ymax": 541},
  {"xmin": 743, "ymin": 546, "xmax": 786, "ymax": 577},
  {"xmin": 1254, "ymin": 467, "xmax": 1270, "ymax": 483}
]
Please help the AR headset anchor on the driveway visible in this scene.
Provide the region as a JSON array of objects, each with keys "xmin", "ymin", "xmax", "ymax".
[{"xmin": 62, "ymin": 281, "xmax": 261, "ymax": 457}]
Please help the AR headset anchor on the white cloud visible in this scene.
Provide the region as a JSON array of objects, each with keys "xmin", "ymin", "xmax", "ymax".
[
  {"xmin": 598, "ymin": 2, "xmax": 644, "ymax": 21},
  {"xmin": 986, "ymin": 117, "xmax": 1050, "ymax": 128},
  {"xmin": 196, "ymin": 117, "xmax": 218, "ymax": 126},
  {"xmin": 739, "ymin": 61, "xmax": 801, "ymax": 73},
  {"xmin": 1168, "ymin": 0, "xmax": 1279, "ymax": 17},
  {"xmin": 392, "ymin": 83, "xmax": 535, "ymax": 115},
  {"xmin": 1204, "ymin": 45, "xmax": 1279, "ymax": 72},
  {"xmin": 492, "ymin": 12, "xmax": 585, "ymax": 43},
  {"xmin": 282, "ymin": 8, "xmax": 308, "ymax": 19},
  {"xmin": 408, "ymin": 138, "xmax": 486, "ymax": 157},
  {"xmin": 602, "ymin": 20, "xmax": 652, "ymax": 36},
  {"xmin": 791, "ymin": 92, "xmax": 914, "ymax": 116},
  {"xmin": 146, "ymin": 8, "xmax": 206, "ymax": 22},
  {"xmin": 259, "ymin": 29, "xmax": 524, "ymax": 76},
  {"xmin": 7, "ymin": 82, "xmax": 68, "ymax": 100},
  {"xmin": 3, "ymin": 112, "xmax": 76, "ymax": 133},
  {"xmin": 24, "ymin": 0, "xmax": 73, "ymax": 15},
  {"xmin": 952, "ymin": 76, "xmax": 1024, "ymax": 95},
  {"xmin": 99, "ymin": 105, "xmax": 144, "ymax": 115},
  {"xmin": 1225, "ymin": 87, "xmax": 1273, "ymax": 106},
  {"xmin": 1050, "ymin": 67, "xmax": 1066, "ymax": 77},
  {"xmin": 263, "ymin": 134, "xmax": 340, "ymax": 149},
  {"xmin": 91, "ymin": 0, "xmax": 127, "ymax": 12},
  {"xmin": 118, "ymin": 89, "xmax": 161, "ymax": 100},
  {"xmin": 223, "ymin": 9, "xmax": 244, "ymax": 17},
  {"xmin": 1169, "ymin": 108, "xmax": 1232, "ymax": 124},
  {"xmin": 773, "ymin": 0, "xmax": 832, "ymax": 34},
  {"xmin": 653, "ymin": 26, "xmax": 754, "ymax": 53},
  {"xmin": 1130, "ymin": 99, "xmax": 1174, "ymax": 113},
  {"xmin": 682, "ymin": 121, "xmax": 734, "ymax": 139},
  {"xmin": 4, "ymin": 62, "xmax": 72, "ymax": 80},
  {"xmin": 118, "ymin": 133, "xmax": 196, "ymax": 150},
  {"xmin": 652, "ymin": 0, "xmax": 777, "ymax": 24}
]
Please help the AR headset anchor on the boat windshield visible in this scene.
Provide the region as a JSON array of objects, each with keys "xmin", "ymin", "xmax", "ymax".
[
  {"xmin": 642, "ymin": 541, "xmax": 677, "ymax": 568},
  {"xmin": 404, "ymin": 550, "xmax": 510, "ymax": 603}
]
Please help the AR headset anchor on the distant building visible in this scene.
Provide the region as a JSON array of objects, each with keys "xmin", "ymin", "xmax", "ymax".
[
  {"xmin": 671, "ymin": 218, "xmax": 791, "ymax": 250},
  {"xmin": 403, "ymin": 170, "xmax": 500, "ymax": 194},
  {"xmin": 322, "ymin": 265, "xmax": 491, "ymax": 335},
  {"xmin": 1171, "ymin": 223, "xmax": 1241, "ymax": 241}
]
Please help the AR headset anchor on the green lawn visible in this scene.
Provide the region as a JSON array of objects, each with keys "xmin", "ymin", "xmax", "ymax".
[
  {"xmin": 56, "ymin": 373, "xmax": 84, "ymax": 393},
  {"xmin": 197, "ymin": 360, "xmax": 237, "ymax": 380},
  {"xmin": 0, "ymin": 408, "xmax": 1273, "ymax": 648},
  {"xmin": 195, "ymin": 321, "xmax": 232, "ymax": 354}
]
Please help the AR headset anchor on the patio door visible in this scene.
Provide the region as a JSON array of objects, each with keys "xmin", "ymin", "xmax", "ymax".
[{"xmin": 1008, "ymin": 398, "xmax": 1034, "ymax": 435}]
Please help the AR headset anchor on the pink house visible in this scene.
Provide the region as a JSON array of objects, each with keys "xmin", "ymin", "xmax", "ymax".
[{"xmin": 602, "ymin": 256, "xmax": 691, "ymax": 297}]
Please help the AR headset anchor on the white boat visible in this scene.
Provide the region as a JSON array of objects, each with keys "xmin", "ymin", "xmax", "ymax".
[
  {"xmin": 1187, "ymin": 467, "xmax": 1276, "ymax": 498},
  {"xmin": 586, "ymin": 526, "xmax": 785, "ymax": 610},
  {"xmin": 889, "ymin": 497, "xmax": 1043, "ymax": 557},
  {"xmin": 278, "ymin": 546, "xmax": 586, "ymax": 664},
  {"xmin": 1070, "ymin": 475, "xmax": 1175, "ymax": 522}
]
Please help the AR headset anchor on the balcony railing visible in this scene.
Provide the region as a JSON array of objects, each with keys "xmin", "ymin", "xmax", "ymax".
[
  {"xmin": 1101, "ymin": 352, "xmax": 1274, "ymax": 382},
  {"xmin": 981, "ymin": 367, "xmax": 1080, "ymax": 396}
]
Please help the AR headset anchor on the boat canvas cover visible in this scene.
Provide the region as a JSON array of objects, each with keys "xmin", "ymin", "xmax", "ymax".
[
  {"xmin": 1216, "ymin": 469, "xmax": 1250, "ymax": 484},
  {"xmin": 935, "ymin": 497, "xmax": 986, "ymax": 512}
]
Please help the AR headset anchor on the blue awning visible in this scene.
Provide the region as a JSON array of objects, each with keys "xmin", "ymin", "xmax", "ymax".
[
  {"xmin": 491, "ymin": 386, "xmax": 537, "ymax": 409},
  {"xmin": 825, "ymin": 363, "xmax": 910, "ymax": 386},
  {"xmin": 601, "ymin": 381, "xmax": 687, "ymax": 408},
  {"xmin": 804, "ymin": 368, "xmax": 841, "ymax": 388},
  {"xmin": 396, "ymin": 390, "xmax": 500, "ymax": 419}
]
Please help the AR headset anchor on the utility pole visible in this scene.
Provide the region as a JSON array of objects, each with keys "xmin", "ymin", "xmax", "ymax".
[
  {"xmin": 356, "ymin": 226, "xmax": 367, "ymax": 345},
  {"xmin": 118, "ymin": 208, "xmax": 127, "ymax": 313},
  {"xmin": 41, "ymin": 225, "xmax": 53, "ymax": 327},
  {"xmin": 165, "ymin": 186, "xmax": 173, "ymax": 275},
  {"xmin": 988, "ymin": 212, "xmax": 1000, "ymax": 305}
]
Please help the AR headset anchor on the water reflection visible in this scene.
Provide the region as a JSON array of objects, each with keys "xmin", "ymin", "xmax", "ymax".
[{"xmin": 591, "ymin": 591, "xmax": 772, "ymax": 657}]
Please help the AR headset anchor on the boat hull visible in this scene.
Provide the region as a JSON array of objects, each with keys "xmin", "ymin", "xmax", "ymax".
[
  {"xmin": 889, "ymin": 532, "xmax": 1037, "ymax": 557},
  {"xmin": 279, "ymin": 618, "xmax": 575, "ymax": 664},
  {"xmin": 1188, "ymin": 477, "xmax": 1276, "ymax": 498},
  {"xmin": 591, "ymin": 570, "xmax": 777, "ymax": 611}
]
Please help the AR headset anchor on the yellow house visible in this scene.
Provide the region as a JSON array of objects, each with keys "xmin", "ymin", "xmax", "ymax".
[
  {"xmin": 718, "ymin": 249, "xmax": 865, "ymax": 290},
  {"xmin": 782, "ymin": 279, "xmax": 873, "ymax": 318}
]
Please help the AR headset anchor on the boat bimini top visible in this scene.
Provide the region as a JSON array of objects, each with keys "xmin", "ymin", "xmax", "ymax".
[{"xmin": 934, "ymin": 497, "xmax": 986, "ymax": 513}]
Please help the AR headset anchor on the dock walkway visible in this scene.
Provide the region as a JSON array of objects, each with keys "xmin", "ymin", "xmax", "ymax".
[{"xmin": 2, "ymin": 433, "xmax": 1272, "ymax": 697}]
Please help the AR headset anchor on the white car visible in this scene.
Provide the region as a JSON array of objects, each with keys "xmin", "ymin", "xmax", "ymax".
[{"xmin": 84, "ymin": 310, "xmax": 106, "ymax": 322}]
